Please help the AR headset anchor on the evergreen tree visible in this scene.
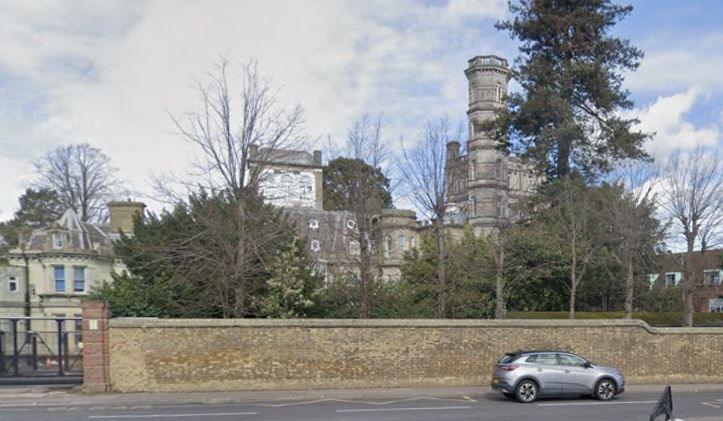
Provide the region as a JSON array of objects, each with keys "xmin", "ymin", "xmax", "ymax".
[
  {"xmin": 0, "ymin": 188, "xmax": 64, "ymax": 251},
  {"xmin": 258, "ymin": 237, "xmax": 322, "ymax": 318},
  {"xmin": 93, "ymin": 191, "xmax": 317, "ymax": 318},
  {"xmin": 488, "ymin": 0, "xmax": 649, "ymax": 179},
  {"xmin": 323, "ymin": 157, "xmax": 393, "ymax": 211}
]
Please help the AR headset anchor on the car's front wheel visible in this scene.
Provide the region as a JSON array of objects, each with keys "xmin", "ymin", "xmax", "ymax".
[
  {"xmin": 515, "ymin": 380, "xmax": 538, "ymax": 403},
  {"xmin": 594, "ymin": 379, "xmax": 617, "ymax": 401}
]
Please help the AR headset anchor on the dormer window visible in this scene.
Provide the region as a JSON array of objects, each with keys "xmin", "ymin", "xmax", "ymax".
[
  {"xmin": 52, "ymin": 233, "xmax": 64, "ymax": 249},
  {"xmin": 309, "ymin": 219, "xmax": 319, "ymax": 229},
  {"xmin": 310, "ymin": 240, "xmax": 320, "ymax": 252}
]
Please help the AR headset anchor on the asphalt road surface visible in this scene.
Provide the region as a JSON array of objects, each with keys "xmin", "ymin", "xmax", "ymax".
[{"xmin": 1, "ymin": 390, "xmax": 722, "ymax": 421}]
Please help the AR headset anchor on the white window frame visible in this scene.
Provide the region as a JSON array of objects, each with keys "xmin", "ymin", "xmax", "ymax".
[
  {"xmin": 385, "ymin": 236, "xmax": 392, "ymax": 257},
  {"xmin": 73, "ymin": 266, "xmax": 86, "ymax": 293},
  {"xmin": 310, "ymin": 240, "xmax": 320, "ymax": 252},
  {"xmin": 704, "ymin": 270, "xmax": 721, "ymax": 286},
  {"xmin": 309, "ymin": 219, "xmax": 319, "ymax": 229},
  {"xmin": 8, "ymin": 277, "xmax": 18, "ymax": 293},
  {"xmin": 398, "ymin": 235, "xmax": 406, "ymax": 251},
  {"xmin": 52, "ymin": 232, "xmax": 64, "ymax": 249},
  {"xmin": 346, "ymin": 219, "xmax": 356, "ymax": 230},
  {"xmin": 664, "ymin": 272, "xmax": 681, "ymax": 286},
  {"xmin": 710, "ymin": 298, "xmax": 723, "ymax": 313}
]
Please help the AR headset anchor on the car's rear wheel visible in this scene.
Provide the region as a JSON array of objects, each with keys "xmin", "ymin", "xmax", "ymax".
[
  {"xmin": 515, "ymin": 380, "xmax": 538, "ymax": 403},
  {"xmin": 594, "ymin": 379, "xmax": 616, "ymax": 401}
]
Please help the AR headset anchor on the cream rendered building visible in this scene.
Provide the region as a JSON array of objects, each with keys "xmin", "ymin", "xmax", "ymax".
[{"xmin": 0, "ymin": 201, "xmax": 144, "ymax": 323}]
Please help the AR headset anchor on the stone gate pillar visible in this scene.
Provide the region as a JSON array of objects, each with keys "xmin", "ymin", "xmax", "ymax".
[{"xmin": 81, "ymin": 300, "xmax": 111, "ymax": 392}]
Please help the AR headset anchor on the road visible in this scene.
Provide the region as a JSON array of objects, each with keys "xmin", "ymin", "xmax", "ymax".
[{"xmin": 1, "ymin": 390, "xmax": 722, "ymax": 420}]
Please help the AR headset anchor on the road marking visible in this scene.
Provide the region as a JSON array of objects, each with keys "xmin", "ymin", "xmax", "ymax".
[
  {"xmin": 701, "ymin": 401, "xmax": 721, "ymax": 408},
  {"xmin": 537, "ymin": 400, "xmax": 656, "ymax": 407},
  {"xmin": 336, "ymin": 405, "xmax": 473, "ymax": 413},
  {"xmin": 88, "ymin": 411, "xmax": 258, "ymax": 419}
]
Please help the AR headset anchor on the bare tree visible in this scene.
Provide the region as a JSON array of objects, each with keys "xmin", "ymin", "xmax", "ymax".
[
  {"xmin": 398, "ymin": 117, "xmax": 459, "ymax": 317},
  {"xmin": 541, "ymin": 177, "xmax": 600, "ymax": 318},
  {"xmin": 158, "ymin": 57, "xmax": 307, "ymax": 317},
  {"xmin": 325, "ymin": 114, "xmax": 391, "ymax": 317},
  {"xmin": 597, "ymin": 162, "xmax": 663, "ymax": 318},
  {"xmin": 34, "ymin": 143, "xmax": 121, "ymax": 222},
  {"xmin": 168, "ymin": 57, "xmax": 305, "ymax": 199},
  {"xmin": 661, "ymin": 146, "xmax": 722, "ymax": 326}
]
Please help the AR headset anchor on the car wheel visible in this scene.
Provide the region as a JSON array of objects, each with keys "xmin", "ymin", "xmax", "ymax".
[
  {"xmin": 515, "ymin": 380, "xmax": 538, "ymax": 403},
  {"xmin": 594, "ymin": 379, "xmax": 616, "ymax": 401}
]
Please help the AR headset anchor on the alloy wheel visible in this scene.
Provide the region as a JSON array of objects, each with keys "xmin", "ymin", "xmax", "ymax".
[
  {"xmin": 518, "ymin": 382, "xmax": 537, "ymax": 402},
  {"xmin": 597, "ymin": 380, "xmax": 615, "ymax": 400}
]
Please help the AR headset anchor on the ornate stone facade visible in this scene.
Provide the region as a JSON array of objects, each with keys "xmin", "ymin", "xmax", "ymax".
[{"xmin": 446, "ymin": 55, "xmax": 543, "ymax": 234}]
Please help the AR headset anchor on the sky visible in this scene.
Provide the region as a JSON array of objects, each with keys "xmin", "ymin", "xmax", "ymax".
[{"xmin": 1, "ymin": 0, "xmax": 722, "ymax": 221}]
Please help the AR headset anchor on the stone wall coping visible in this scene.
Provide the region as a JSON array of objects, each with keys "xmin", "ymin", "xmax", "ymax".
[{"xmin": 108, "ymin": 317, "xmax": 723, "ymax": 334}]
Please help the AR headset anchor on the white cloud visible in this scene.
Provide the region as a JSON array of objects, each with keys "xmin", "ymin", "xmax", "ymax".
[
  {"xmin": 632, "ymin": 88, "xmax": 720, "ymax": 156},
  {"xmin": 627, "ymin": 34, "xmax": 723, "ymax": 93},
  {"xmin": 0, "ymin": 0, "xmax": 513, "ymax": 220}
]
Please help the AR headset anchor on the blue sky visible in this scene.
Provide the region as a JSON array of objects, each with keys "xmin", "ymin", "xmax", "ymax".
[{"xmin": 0, "ymin": 0, "xmax": 721, "ymax": 220}]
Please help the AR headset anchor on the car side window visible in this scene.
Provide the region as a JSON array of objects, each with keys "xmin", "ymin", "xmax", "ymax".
[
  {"xmin": 527, "ymin": 353, "xmax": 557, "ymax": 365},
  {"xmin": 558, "ymin": 354, "xmax": 587, "ymax": 367}
]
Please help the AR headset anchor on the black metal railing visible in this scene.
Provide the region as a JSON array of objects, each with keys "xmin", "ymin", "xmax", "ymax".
[{"xmin": 0, "ymin": 317, "xmax": 82, "ymax": 379}]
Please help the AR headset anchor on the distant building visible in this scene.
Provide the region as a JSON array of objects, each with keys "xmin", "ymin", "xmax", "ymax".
[
  {"xmin": 252, "ymin": 54, "xmax": 544, "ymax": 280},
  {"xmin": 647, "ymin": 249, "xmax": 723, "ymax": 312},
  {"xmin": 0, "ymin": 201, "xmax": 145, "ymax": 320},
  {"xmin": 250, "ymin": 148, "xmax": 324, "ymax": 210},
  {"xmin": 250, "ymin": 147, "xmax": 420, "ymax": 282},
  {"xmin": 446, "ymin": 55, "xmax": 543, "ymax": 235}
]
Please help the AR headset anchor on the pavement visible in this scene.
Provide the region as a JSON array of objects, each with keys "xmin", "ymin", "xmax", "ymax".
[{"xmin": 0, "ymin": 384, "xmax": 721, "ymax": 420}]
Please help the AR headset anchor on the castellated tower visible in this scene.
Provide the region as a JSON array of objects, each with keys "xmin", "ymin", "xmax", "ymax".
[{"xmin": 464, "ymin": 55, "xmax": 511, "ymax": 233}]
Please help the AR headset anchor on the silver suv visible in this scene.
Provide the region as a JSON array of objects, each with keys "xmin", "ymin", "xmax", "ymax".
[{"xmin": 490, "ymin": 350, "xmax": 625, "ymax": 403}]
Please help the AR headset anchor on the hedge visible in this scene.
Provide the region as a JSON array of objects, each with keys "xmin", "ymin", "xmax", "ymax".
[{"xmin": 506, "ymin": 311, "xmax": 723, "ymax": 327}]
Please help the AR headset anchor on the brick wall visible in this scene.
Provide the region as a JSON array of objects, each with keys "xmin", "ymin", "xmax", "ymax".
[
  {"xmin": 103, "ymin": 319, "xmax": 723, "ymax": 393},
  {"xmin": 81, "ymin": 300, "xmax": 110, "ymax": 392}
]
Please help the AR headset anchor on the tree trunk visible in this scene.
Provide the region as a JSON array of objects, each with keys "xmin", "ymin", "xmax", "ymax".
[
  {"xmin": 435, "ymin": 219, "xmax": 446, "ymax": 318},
  {"xmin": 683, "ymin": 238, "xmax": 695, "ymax": 327},
  {"xmin": 683, "ymin": 292, "xmax": 694, "ymax": 327},
  {"xmin": 623, "ymin": 258, "xmax": 634, "ymax": 319},
  {"xmin": 495, "ymin": 228, "xmax": 507, "ymax": 319},
  {"xmin": 569, "ymin": 238, "xmax": 576, "ymax": 319}
]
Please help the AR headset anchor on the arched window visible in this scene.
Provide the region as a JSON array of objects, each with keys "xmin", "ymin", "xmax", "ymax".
[
  {"xmin": 299, "ymin": 175, "xmax": 313, "ymax": 200},
  {"xmin": 309, "ymin": 219, "xmax": 319, "ymax": 229},
  {"xmin": 385, "ymin": 235, "xmax": 392, "ymax": 257},
  {"xmin": 310, "ymin": 240, "xmax": 320, "ymax": 252},
  {"xmin": 398, "ymin": 235, "xmax": 406, "ymax": 251}
]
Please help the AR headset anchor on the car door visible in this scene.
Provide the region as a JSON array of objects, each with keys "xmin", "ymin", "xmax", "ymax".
[
  {"xmin": 525, "ymin": 353, "xmax": 563, "ymax": 396},
  {"xmin": 557, "ymin": 353, "xmax": 597, "ymax": 394}
]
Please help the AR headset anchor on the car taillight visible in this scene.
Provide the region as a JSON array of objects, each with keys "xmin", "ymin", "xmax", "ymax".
[{"xmin": 497, "ymin": 364, "xmax": 519, "ymax": 371}]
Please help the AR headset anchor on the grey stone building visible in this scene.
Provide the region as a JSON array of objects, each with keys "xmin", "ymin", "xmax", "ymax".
[
  {"xmin": 254, "ymin": 54, "xmax": 542, "ymax": 279},
  {"xmin": 446, "ymin": 55, "xmax": 542, "ymax": 234}
]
